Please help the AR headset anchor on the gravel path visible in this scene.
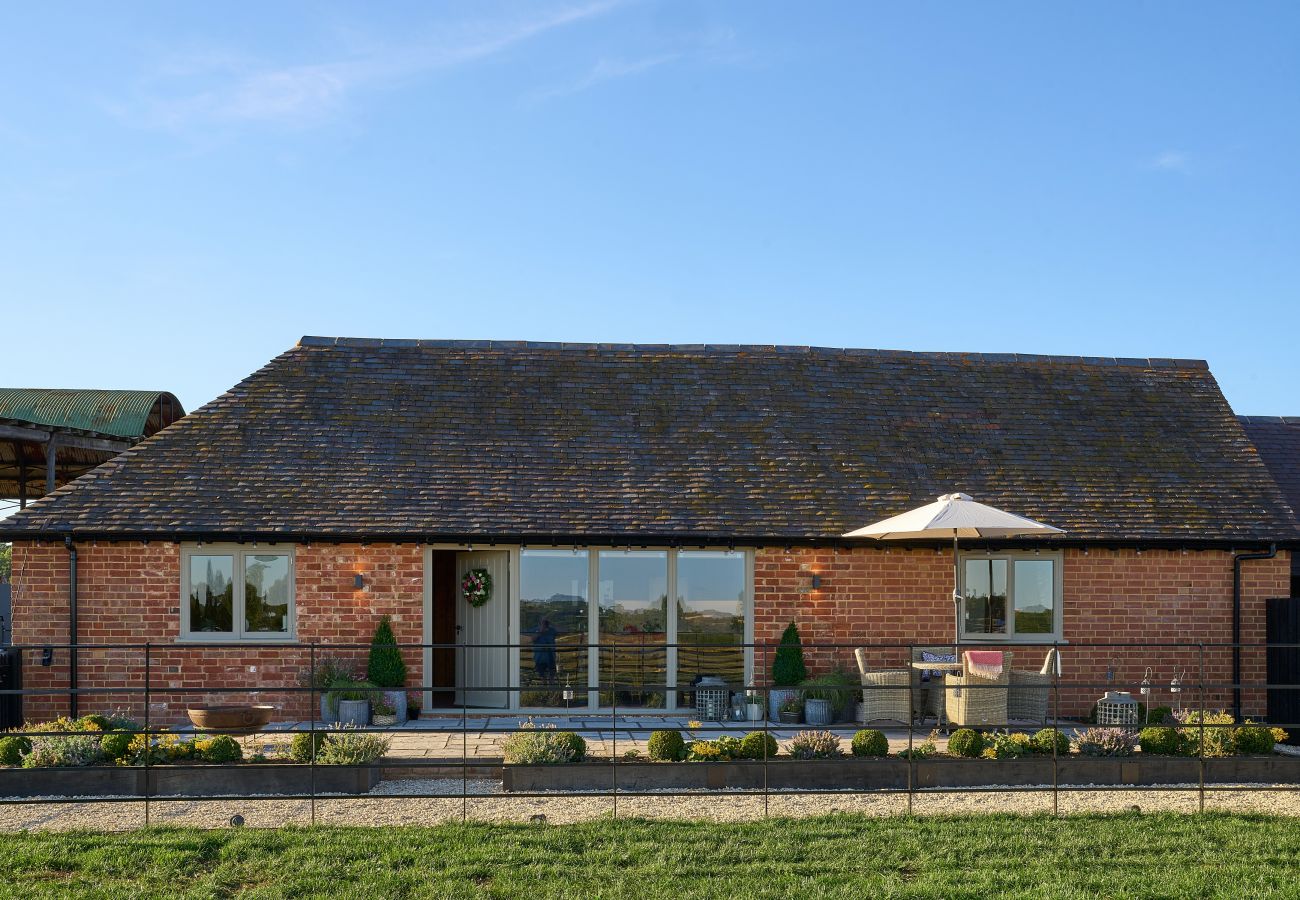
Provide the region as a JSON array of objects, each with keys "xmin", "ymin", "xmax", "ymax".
[{"xmin": 3, "ymin": 781, "xmax": 1299, "ymax": 831}]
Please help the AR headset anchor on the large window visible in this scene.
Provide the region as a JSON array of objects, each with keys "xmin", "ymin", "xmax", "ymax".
[
  {"xmin": 518, "ymin": 548, "xmax": 750, "ymax": 710},
  {"xmin": 960, "ymin": 552, "xmax": 1061, "ymax": 641},
  {"xmin": 181, "ymin": 546, "xmax": 294, "ymax": 640}
]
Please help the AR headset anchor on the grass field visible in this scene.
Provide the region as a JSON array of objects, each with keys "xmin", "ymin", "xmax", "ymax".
[{"xmin": 1, "ymin": 813, "xmax": 1298, "ymax": 898}]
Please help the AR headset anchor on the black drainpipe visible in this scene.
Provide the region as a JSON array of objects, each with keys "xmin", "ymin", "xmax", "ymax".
[
  {"xmin": 1232, "ymin": 543, "xmax": 1277, "ymax": 720},
  {"xmin": 64, "ymin": 534, "xmax": 78, "ymax": 718}
]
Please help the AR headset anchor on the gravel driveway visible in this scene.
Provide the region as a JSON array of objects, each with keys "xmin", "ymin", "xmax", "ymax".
[{"xmin": 3, "ymin": 780, "xmax": 1299, "ymax": 831}]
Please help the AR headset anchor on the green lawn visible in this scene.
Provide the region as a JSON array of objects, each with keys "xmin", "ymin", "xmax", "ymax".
[{"xmin": 1, "ymin": 813, "xmax": 1298, "ymax": 898}]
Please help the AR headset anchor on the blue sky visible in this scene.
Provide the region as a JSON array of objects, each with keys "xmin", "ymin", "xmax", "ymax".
[{"xmin": 1, "ymin": 2, "xmax": 1297, "ymax": 414}]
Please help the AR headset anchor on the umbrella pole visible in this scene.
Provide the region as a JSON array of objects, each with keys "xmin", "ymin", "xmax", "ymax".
[{"xmin": 952, "ymin": 533, "xmax": 961, "ymax": 647}]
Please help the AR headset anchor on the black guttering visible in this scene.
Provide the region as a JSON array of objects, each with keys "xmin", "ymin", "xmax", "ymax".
[{"xmin": 1232, "ymin": 544, "xmax": 1278, "ymax": 720}]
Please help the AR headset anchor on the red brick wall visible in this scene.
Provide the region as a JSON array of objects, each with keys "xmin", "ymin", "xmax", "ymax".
[
  {"xmin": 10, "ymin": 541, "xmax": 423, "ymax": 724},
  {"xmin": 753, "ymin": 546, "xmax": 1291, "ymax": 718}
]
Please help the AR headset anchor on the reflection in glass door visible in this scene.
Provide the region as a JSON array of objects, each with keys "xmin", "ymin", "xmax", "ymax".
[
  {"xmin": 518, "ymin": 550, "xmax": 589, "ymax": 708},
  {"xmin": 598, "ymin": 551, "xmax": 668, "ymax": 708},
  {"xmin": 676, "ymin": 551, "xmax": 746, "ymax": 708}
]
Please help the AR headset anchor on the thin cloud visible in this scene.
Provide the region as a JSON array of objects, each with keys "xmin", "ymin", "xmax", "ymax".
[
  {"xmin": 1150, "ymin": 150, "xmax": 1190, "ymax": 172},
  {"xmin": 530, "ymin": 53, "xmax": 679, "ymax": 101},
  {"xmin": 113, "ymin": 1, "xmax": 628, "ymax": 130}
]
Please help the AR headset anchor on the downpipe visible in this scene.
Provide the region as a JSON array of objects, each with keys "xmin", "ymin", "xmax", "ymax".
[
  {"xmin": 1232, "ymin": 543, "xmax": 1276, "ymax": 720},
  {"xmin": 65, "ymin": 534, "xmax": 78, "ymax": 718}
]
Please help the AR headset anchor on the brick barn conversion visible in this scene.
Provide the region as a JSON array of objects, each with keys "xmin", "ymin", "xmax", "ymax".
[{"xmin": 2, "ymin": 337, "xmax": 1297, "ymax": 725}]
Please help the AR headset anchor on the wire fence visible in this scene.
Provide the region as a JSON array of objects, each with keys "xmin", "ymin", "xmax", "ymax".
[{"xmin": 0, "ymin": 638, "xmax": 1298, "ymax": 825}]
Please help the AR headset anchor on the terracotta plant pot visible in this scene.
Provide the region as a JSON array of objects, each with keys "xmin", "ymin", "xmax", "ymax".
[{"xmin": 186, "ymin": 705, "xmax": 275, "ymax": 735}]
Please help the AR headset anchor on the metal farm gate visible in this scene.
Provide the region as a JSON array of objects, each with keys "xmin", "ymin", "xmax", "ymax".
[{"xmin": 1266, "ymin": 597, "xmax": 1300, "ymax": 741}]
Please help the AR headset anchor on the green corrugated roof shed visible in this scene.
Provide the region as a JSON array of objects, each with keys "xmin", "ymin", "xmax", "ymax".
[{"xmin": 0, "ymin": 388, "xmax": 183, "ymax": 438}]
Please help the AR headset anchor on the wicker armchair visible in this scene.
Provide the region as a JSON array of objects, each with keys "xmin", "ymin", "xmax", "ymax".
[
  {"xmin": 911, "ymin": 645, "xmax": 956, "ymax": 725},
  {"xmin": 1008, "ymin": 648, "xmax": 1059, "ymax": 724},
  {"xmin": 944, "ymin": 651, "xmax": 1013, "ymax": 729},
  {"xmin": 854, "ymin": 648, "xmax": 911, "ymax": 725}
]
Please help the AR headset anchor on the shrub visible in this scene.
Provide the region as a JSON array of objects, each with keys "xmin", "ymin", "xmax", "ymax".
[
  {"xmin": 1146, "ymin": 706, "xmax": 1173, "ymax": 726},
  {"xmin": 1176, "ymin": 710, "xmax": 1235, "ymax": 758},
  {"xmin": 372, "ymin": 695, "xmax": 396, "ymax": 716},
  {"xmin": 122, "ymin": 731, "xmax": 191, "ymax": 765},
  {"xmin": 0, "ymin": 735, "xmax": 31, "ymax": 766},
  {"xmin": 367, "ymin": 616, "xmax": 407, "ymax": 689},
  {"xmin": 981, "ymin": 732, "xmax": 1034, "ymax": 759},
  {"xmin": 947, "ymin": 728, "xmax": 985, "ymax": 758},
  {"xmin": 200, "ymin": 735, "xmax": 243, "ymax": 764},
  {"xmin": 289, "ymin": 731, "xmax": 326, "ymax": 762},
  {"xmin": 800, "ymin": 671, "xmax": 857, "ymax": 716},
  {"xmin": 647, "ymin": 730, "xmax": 686, "ymax": 761},
  {"xmin": 740, "ymin": 731, "xmax": 779, "ymax": 760},
  {"xmin": 1233, "ymin": 724, "xmax": 1277, "ymax": 755},
  {"xmin": 1074, "ymin": 727, "xmax": 1138, "ymax": 757},
  {"xmin": 317, "ymin": 728, "xmax": 391, "ymax": 766},
  {"xmin": 851, "ymin": 729, "xmax": 888, "ymax": 757},
  {"xmin": 100, "ymin": 730, "xmax": 137, "ymax": 762},
  {"xmin": 687, "ymin": 740, "xmax": 727, "ymax": 761},
  {"xmin": 77, "ymin": 714, "xmax": 111, "ymax": 731},
  {"xmin": 299, "ymin": 655, "xmax": 360, "ymax": 694},
  {"xmin": 897, "ymin": 730, "xmax": 940, "ymax": 760},
  {"xmin": 1138, "ymin": 726, "xmax": 1184, "ymax": 755},
  {"xmin": 788, "ymin": 730, "xmax": 844, "ymax": 759},
  {"xmin": 772, "ymin": 622, "xmax": 808, "ymax": 687},
  {"xmin": 501, "ymin": 722, "xmax": 582, "ymax": 765},
  {"xmin": 1031, "ymin": 728, "xmax": 1071, "ymax": 756},
  {"xmin": 22, "ymin": 734, "xmax": 102, "ymax": 767}
]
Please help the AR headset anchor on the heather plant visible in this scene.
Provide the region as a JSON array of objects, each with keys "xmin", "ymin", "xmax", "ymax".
[
  {"xmin": 1074, "ymin": 727, "xmax": 1138, "ymax": 757},
  {"xmin": 317, "ymin": 726, "xmax": 392, "ymax": 766},
  {"xmin": 850, "ymin": 729, "xmax": 889, "ymax": 757},
  {"xmin": 22, "ymin": 733, "xmax": 102, "ymax": 767},
  {"xmin": 501, "ymin": 721, "xmax": 583, "ymax": 765},
  {"xmin": 788, "ymin": 730, "xmax": 844, "ymax": 759}
]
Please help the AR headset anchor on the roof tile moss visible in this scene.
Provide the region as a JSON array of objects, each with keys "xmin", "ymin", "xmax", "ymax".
[{"xmin": 2, "ymin": 339, "xmax": 1295, "ymax": 541}]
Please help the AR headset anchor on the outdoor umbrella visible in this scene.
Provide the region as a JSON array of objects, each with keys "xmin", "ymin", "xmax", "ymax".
[{"xmin": 842, "ymin": 493, "xmax": 1064, "ymax": 644}]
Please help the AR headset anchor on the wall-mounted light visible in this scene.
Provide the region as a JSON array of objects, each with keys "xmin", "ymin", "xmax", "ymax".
[
  {"xmin": 798, "ymin": 571, "xmax": 822, "ymax": 594},
  {"xmin": 353, "ymin": 574, "xmax": 366, "ymax": 590}
]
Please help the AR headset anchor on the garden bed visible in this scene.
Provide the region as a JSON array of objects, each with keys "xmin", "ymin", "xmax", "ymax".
[
  {"xmin": 504, "ymin": 755, "xmax": 1300, "ymax": 792},
  {"xmin": 0, "ymin": 763, "xmax": 381, "ymax": 799}
]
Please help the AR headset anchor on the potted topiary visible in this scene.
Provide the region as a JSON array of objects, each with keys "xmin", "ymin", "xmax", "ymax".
[
  {"xmin": 778, "ymin": 697, "xmax": 803, "ymax": 725},
  {"xmin": 769, "ymin": 622, "xmax": 808, "ymax": 718},
  {"xmin": 367, "ymin": 617, "xmax": 409, "ymax": 725}
]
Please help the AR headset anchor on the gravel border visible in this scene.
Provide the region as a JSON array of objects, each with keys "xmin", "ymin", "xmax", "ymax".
[{"xmin": 2, "ymin": 780, "xmax": 1299, "ymax": 831}]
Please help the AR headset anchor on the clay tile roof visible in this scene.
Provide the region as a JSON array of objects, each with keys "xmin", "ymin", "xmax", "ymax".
[{"xmin": 3, "ymin": 338, "xmax": 1296, "ymax": 543}]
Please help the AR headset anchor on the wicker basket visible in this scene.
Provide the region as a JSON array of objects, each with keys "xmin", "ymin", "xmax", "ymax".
[{"xmin": 372, "ymin": 713, "xmax": 398, "ymax": 727}]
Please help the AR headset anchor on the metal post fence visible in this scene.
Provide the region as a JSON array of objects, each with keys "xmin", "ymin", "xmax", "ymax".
[{"xmin": 0, "ymin": 639, "xmax": 1296, "ymax": 826}]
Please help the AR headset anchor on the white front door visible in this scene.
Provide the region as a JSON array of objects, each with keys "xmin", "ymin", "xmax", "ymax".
[{"xmin": 457, "ymin": 550, "xmax": 511, "ymax": 708}]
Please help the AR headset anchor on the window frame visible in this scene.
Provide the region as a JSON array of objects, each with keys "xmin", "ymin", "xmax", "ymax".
[
  {"xmin": 179, "ymin": 544, "xmax": 296, "ymax": 642},
  {"xmin": 958, "ymin": 550, "xmax": 1063, "ymax": 642},
  {"xmin": 517, "ymin": 546, "xmax": 753, "ymax": 711}
]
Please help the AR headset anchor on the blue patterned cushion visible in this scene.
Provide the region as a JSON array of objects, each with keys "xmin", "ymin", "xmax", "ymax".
[{"xmin": 919, "ymin": 650, "xmax": 956, "ymax": 681}]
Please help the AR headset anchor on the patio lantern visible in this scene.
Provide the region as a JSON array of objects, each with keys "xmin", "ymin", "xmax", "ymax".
[
  {"xmin": 1140, "ymin": 667, "xmax": 1151, "ymax": 697},
  {"xmin": 1096, "ymin": 691, "xmax": 1139, "ymax": 726},
  {"xmin": 694, "ymin": 677, "xmax": 730, "ymax": 721}
]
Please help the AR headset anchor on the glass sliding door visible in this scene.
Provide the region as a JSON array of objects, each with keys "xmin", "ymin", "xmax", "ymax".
[
  {"xmin": 675, "ymin": 551, "xmax": 746, "ymax": 709},
  {"xmin": 597, "ymin": 551, "xmax": 668, "ymax": 708},
  {"xmin": 519, "ymin": 550, "xmax": 590, "ymax": 708}
]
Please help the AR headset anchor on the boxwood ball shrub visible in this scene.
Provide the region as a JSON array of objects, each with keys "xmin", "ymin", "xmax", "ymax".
[
  {"xmin": 739, "ymin": 731, "xmax": 779, "ymax": 760},
  {"xmin": 1233, "ymin": 724, "xmax": 1277, "ymax": 755},
  {"xmin": 201, "ymin": 735, "xmax": 243, "ymax": 764},
  {"xmin": 99, "ymin": 730, "xmax": 136, "ymax": 762},
  {"xmin": 1031, "ymin": 728, "xmax": 1070, "ymax": 756},
  {"xmin": 289, "ymin": 731, "xmax": 327, "ymax": 763},
  {"xmin": 1138, "ymin": 726, "xmax": 1183, "ymax": 756},
  {"xmin": 647, "ymin": 729, "xmax": 686, "ymax": 761},
  {"xmin": 0, "ymin": 735, "xmax": 31, "ymax": 766},
  {"xmin": 947, "ymin": 728, "xmax": 985, "ymax": 758},
  {"xmin": 851, "ymin": 729, "xmax": 888, "ymax": 757}
]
